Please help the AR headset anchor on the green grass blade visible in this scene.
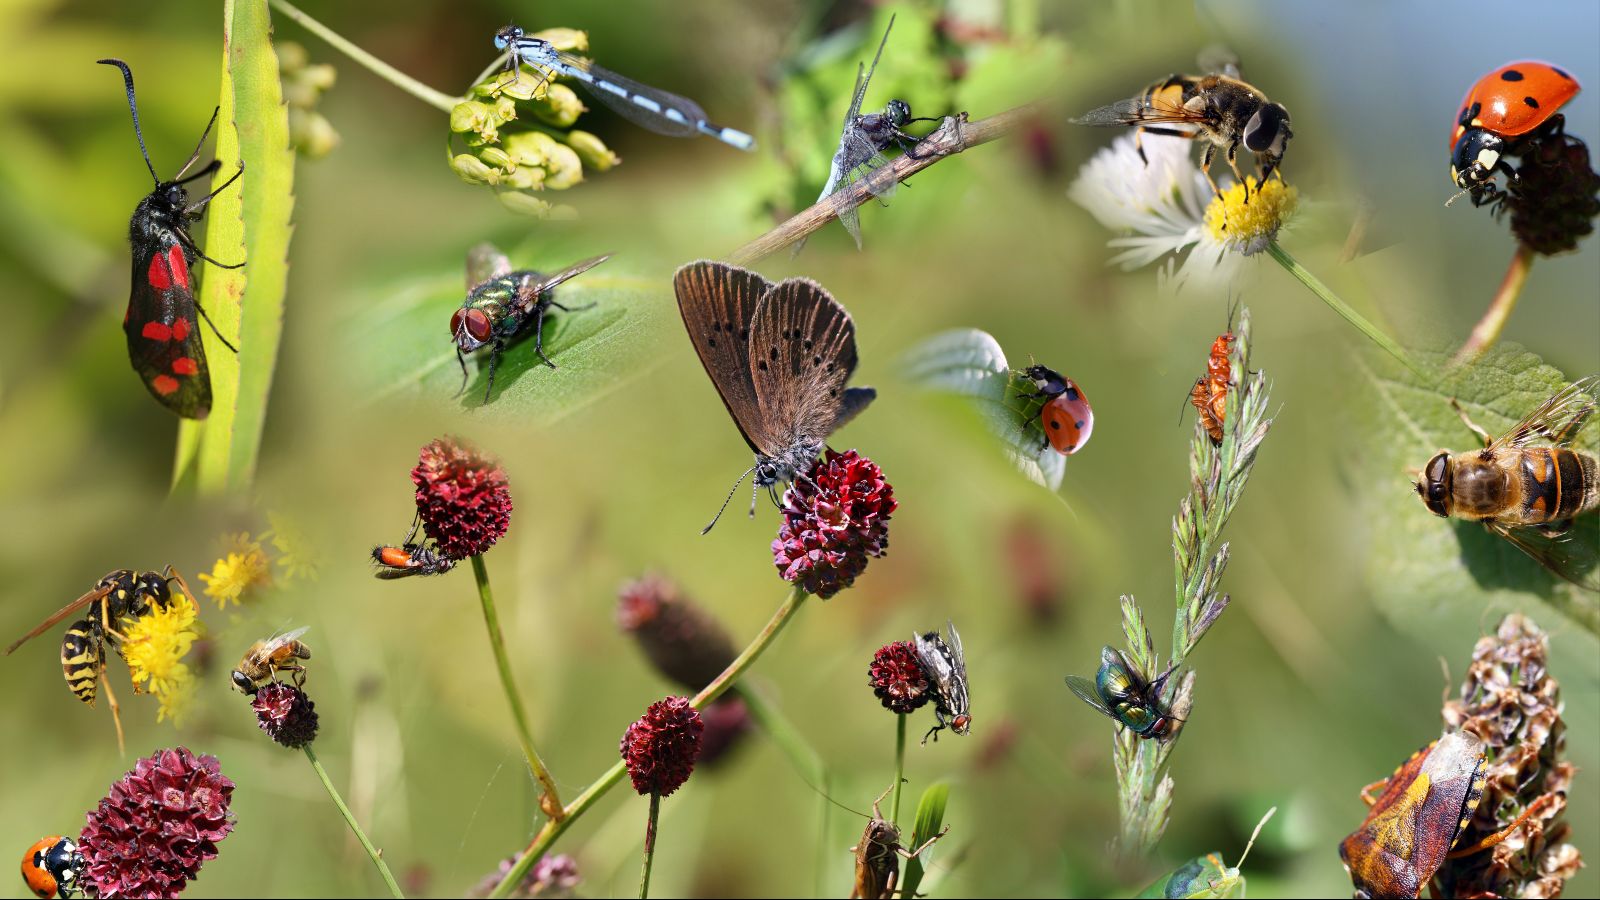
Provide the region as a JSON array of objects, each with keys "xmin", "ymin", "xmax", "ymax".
[{"xmin": 898, "ymin": 781, "xmax": 949, "ymax": 897}]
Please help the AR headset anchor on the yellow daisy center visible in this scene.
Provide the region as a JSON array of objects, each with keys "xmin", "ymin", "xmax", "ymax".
[{"xmin": 1203, "ymin": 176, "xmax": 1298, "ymax": 255}]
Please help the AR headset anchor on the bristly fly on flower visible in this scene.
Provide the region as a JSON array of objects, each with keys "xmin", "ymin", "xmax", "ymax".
[{"xmin": 914, "ymin": 621, "xmax": 970, "ymax": 744}]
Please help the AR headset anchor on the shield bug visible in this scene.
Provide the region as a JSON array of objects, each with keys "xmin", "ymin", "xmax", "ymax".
[
  {"xmin": 1339, "ymin": 730, "xmax": 1559, "ymax": 899},
  {"xmin": 850, "ymin": 784, "xmax": 948, "ymax": 900},
  {"xmin": 1065, "ymin": 645, "xmax": 1180, "ymax": 740},
  {"xmin": 452, "ymin": 244, "xmax": 612, "ymax": 404},
  {"xmin": 100, "ymin": 59, "xmax": 244, "ymax": 419},
  {"xmin": 1136, "ymin": 806, "xmax": 1275, "ymax": 899},
  {"xmin": 913, "ymin": 621, "xmax": 970, "ymax": 744}
]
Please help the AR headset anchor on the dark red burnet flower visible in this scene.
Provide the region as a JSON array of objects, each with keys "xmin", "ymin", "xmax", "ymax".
[
  {"xmin": 251, "ymin": 682, "xmax": 320, "ymax": 749},
  {"xmin": 868, "ymin": 640, "xmax": 931, "ymax": 714},
  {"xmin": 1503, "ymin": 131, "xmax": 1600, "ymax": 256},
  {"xmin": 412, "ymin": 436, "xmax": 513, "ymax": 559},
  {"xmin": 78, "ymin": 747, "xmax": 235, "ymax": 898},
  {"xmin": 695, "ymin": 696, "xmax": 753, "ymax": 770},
  {"xmin": 620, "ymin": 696, "xmax": 704, "ymax": 796},
  {"xmin": 617, "ymin": 574, "xmax": 738, "ymax": 691},
  {"xmin": 771, "ymin": 449, "xmax": 896, "ymax": 599}
]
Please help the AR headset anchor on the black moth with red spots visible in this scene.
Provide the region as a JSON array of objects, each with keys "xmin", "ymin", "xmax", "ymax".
[{"xmin": 101, "ymin": 58, "xmax": 244, "ymax": 419}]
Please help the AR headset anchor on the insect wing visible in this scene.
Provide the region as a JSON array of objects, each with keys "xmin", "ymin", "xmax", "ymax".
[
  {"xmin": 5, "ymin": 583, "xmax": 115, "ymax": 656},
  {"xmin": 674, "ymin": 261, "xmax": 775, "ymax": 454},
  {"xmin": 1071, "ymin": 95, "xmax": 1208, "ymax": 129},
  {"xmin": 465, "ymin": 243, "xmax": 513, "ymax": 290},
  {"xmin": 126, "ymin": 236, "xmax": 212, "ymax": 418},
  {"xmin": 529, "ymin": 253, "xmax": 613, "ymax": 296},
  {"xmin": 849, "ymin": 15, "xmax": 895, "ymax": 125},
  {"xmin": 1488, "ymin": 520, "xmax": 1600, "ymax": 590},
  {"xmin": 1492, "ymin": 374, "xmax": 1600, "ymax": 450},
  {"xmin": 749, "ymin": 277, "xmax": 862, "ymax": 450},
  {"xmin": 1197, "ymin": 45, "xmax": 1243, "ymax": 80},
  {"xmin": 258, "ymin": 626, "xmax": 311, "ymax": 655},
  {"xmin": 1065, "ymin": 674, "xmax": 1116, "ymax": 719},
  {"xmin": 553, "ymin": 50, "xmax": 703, "ymax": 138}
]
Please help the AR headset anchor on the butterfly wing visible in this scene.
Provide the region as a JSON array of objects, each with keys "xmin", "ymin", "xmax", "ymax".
[
  {"xmin": 125, "ymin": 235, "xmax": 212, "ymax": 418},
  {"xmin": 466, "ymin": 243, "xmax": 513, "ymax": 290},
  {"xmin": 748, "ymin": 277, "xmax": 862, "ymax": 451},
  {"xmin": 675, "ymin": 261, "xmax": 775, "ymax": 454}
]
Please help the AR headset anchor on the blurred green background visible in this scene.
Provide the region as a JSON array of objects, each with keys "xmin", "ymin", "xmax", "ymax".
[{"xmin": 1, "ymin": 0, "xmax": 1596, "ymax": 897}]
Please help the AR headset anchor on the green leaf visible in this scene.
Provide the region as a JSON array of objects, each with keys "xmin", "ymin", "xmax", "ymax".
[
  {"xmin": 902, "ymin": 328, "xmax": 1066, "ymax": 490},
  {"xmin": 898, "ymin": 781, "xmax": 949, "ymax": 898},
  {"xmin": 177, "ymin": 0, "xmax": 295, "ymax": 493},
  {"xmin": 349, "ymin": 247, "xmax": 670, "ymax": 424},
  {"xmin": 1351, "ymin": 342, "xmax": 1600, "ymax": 638}
]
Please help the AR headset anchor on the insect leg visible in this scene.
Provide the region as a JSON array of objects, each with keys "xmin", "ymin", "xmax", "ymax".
[
  {"xmin": 1448, "ymin": 399, "xmax": 1496, "ymax": 448},
  {"xmin": 1357, "ymin": 778, "xmax": 1391, "ymax": 807},
  {"xmin": 183, "ymin": 162, "xmax": 245, "ymax": 219},
  {"xmin": 174, "ymin": 159, "xmax": 222, "ymax": 187},
  {"xmin": 162, "ymin": 566, "xmax": 200, "ymax": 612},
  {"xmin": 455, "ymin": 348, "xmax": 471, "ymax": 398},
  {"xmin": 548, "ymin": 300, "xmax": 597, "ymax": 313},
  {"xmin": 900, "ymin": 825, "xmax": 951, "ymax": 859},
  {"xmin": 1198, "ymin": 143, "xmax": 1225, "ymax": 201},
  {"xmin": 531, "ymin": 306, "xmax": 558, "ymax": 370},
  {"xmin": 190, "ymin": 296, "xmax": 241, "ymax": 353},
  {"xmin": 1446, "ymin": 793, "xmax": 1560, "ymax": 858},
  {"xmin": 1225, "ymin": 141, "xmax": 1250, "ymax": 203},
  {"xmin": 483, "ymin": 341, "xmax": 504, "ymax": 404}
]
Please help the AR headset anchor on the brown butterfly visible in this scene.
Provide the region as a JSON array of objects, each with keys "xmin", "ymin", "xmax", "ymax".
[{"xmin": 674, "ymin": 261, "xmax": 875, "ymax": 532}]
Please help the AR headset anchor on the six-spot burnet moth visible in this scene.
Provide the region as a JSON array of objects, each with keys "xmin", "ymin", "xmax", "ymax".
[{"xmin": 100, "ymin": 58, "xmax": 244, "ymax": 419}]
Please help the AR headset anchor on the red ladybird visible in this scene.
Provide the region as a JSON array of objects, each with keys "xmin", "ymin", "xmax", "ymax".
[
  {"xmin": 20, "ymin": 836, "xmax": 85, "ymax": 899},
  {"xmin": 1021, "ymin": 365, "xmax": 1093, "ymax": 455},
  {"xmin": 1451, "ymin": 61, "xmax": 1580, "ymax": 206},
  {"xmin": 1190, "ymin": 330, "xmax": 1235, "ymax": 445}
]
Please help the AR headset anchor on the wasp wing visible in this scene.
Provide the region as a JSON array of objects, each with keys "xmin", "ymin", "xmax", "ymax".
[
  {"xmin": 1065, "ymin": 675, "xmax": 1115, "ymax": 718},
  {"xmin": 1492, "ymin": 374, "xmax": 1600, "ymax": 450},
  {"xmin": 5, "ymin": 584, "xmax": 114, "ymax": 655},
  {"xmin": 1488, "ymin": 520, "xmax": 1600, "ymax": 591}
]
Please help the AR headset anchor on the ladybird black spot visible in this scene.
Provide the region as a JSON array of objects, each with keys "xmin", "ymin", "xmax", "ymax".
[
  {"xmin": 1524, "ymin": 96, "xmax": 1540, "ymax": 109},
  {"xmin": 1049, "ymin": 421, "xmax": 1060, "ymax": 430},
  {"xmin": 1075, "ymin": 420, "xmax": 1085, "ymax": 429},
  {"xmin": 1500, "ymin": 68, "xmax": 1525, "ymax": 82},
  {"xmin": 1065, "ymin": 387, "xmax": 1079, "ymax": 400},
  {"xmin": 1552, "ymin": 66, "xmax": 1572, "ymax": 81}
]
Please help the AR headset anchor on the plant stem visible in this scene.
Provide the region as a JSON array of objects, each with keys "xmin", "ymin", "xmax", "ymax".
[
  {"xmin": 1452, "ymin": 244, "xmax": 1535, "ymax": 366},
  {"xmin": 471, "ymin": 554, "xmax": 564, "ymax": 819},
  {"xmin": 734, "ymin": 684, "xmax": 831, "ymax": 897},
  {"xmin": 892, "ymin": 713, "xmax": 907, "ymax": 826},
  {"xmin": 638, "ymin": 792, "xmax": 660, "ymax": 899},
  {"xmin": 269, "ymin": 0, "xmax": 460, "ymax": 112},
  {"xmin": 1266, "ymin": 241, "xmax": 1424, "ymax": 378},
  {"xmin": 304, "ymin": 744, "xmax": 404, "ymax": 898},
  {"xmin": 489, "ymin": 585, "xmax": 811, "ymax": 899},
  {"xmin": 728, "ymin": 105, "xmax": 1038, "ymax": 264}
]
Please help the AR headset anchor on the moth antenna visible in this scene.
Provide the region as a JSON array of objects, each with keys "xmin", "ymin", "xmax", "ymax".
[
  {"xmin": 702, "ymin": 465, "xmax": 757, "ymax": 535},
  {"xmin": 1234, "ymin": 806, "xmax": 1277, "ymax": 869},
  {"xmin": 98, "ymin": 58, "xmax": 161, "ymax": 187}
]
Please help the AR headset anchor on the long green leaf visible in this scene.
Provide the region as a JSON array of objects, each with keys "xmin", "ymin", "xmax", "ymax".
[
  {"xmin": 177, "ymin": 0, "xmax": 294, "ymax": 494},
  {"xmin": 898, "ymin": 781, "xmax": 949, "ymax": 897}
]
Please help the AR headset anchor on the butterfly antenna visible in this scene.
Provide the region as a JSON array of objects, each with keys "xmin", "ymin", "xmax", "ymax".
[
  {"xmin": 98, "ymin": 59, "xmax": 161, "ymax": 187},
  {"xmin": 701, "ymin": 465, "xmax": 756, "ymax": 535}
]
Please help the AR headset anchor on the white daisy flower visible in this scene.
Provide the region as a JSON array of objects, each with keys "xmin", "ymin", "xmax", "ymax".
[{"xmin": 1068, "ymin": 131, "xmax": 1297, "ymax": 291}]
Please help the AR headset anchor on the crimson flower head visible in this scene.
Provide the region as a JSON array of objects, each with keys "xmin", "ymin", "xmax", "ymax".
[
  {"xmin": 412, "ymin": 436, "xmax": 513, "ymax": 558},
  {"xmin": 251, "ymin": 682, "xmax": 320, "ymax": 749},
  {"xmin": 695, "ymin": 696, "xmax": 753, "ymax": 770},
  {"xmin": 617, "ymin": 574, "xmax": 738, "ymax": 691},
  {"xmin": 78, "ymin": 747, "xmax": 234, "ymax": 898},
  {"xmin": 869, "ymin": 640, "xmax": 931, "ymax": 714},
  {"xmin": 1504, "ymin": 131, "xmax": 1600, "ymax": 255},
  {"xmin": 620, "ymin": 696, "xmax": 704, "ymax": 796},
  {"xmin": 771, "ymin": 449, "xmax": 896, "ymax": 599}
]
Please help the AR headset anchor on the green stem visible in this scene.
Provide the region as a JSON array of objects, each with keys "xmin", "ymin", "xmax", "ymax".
[
  {"xmin": 734, "ymin": 683, "xmax": 830, "ymax": 898},
  {"xmin": 1267, "ymin": 241, "xmax": 1423, "ymax": 378},
  {"xmin": 304, "ymin": 744, "xmax": 404, "ymax": 898},
  {"xmin": 489, "ymin": 584, "xmax": 811, "ymax": 899},
  {"xmin": 892, "ymin": 713, "xmax": 907, "ymax": 827},
  {"xmin": 1452, "ymin": 244, "xmax": 1535, "ymax": 366},
  {"xmin": 471, "ymin": 554, "xmax": 564, "ymax": 818},
  {"xmin": 638, "ymin": 792, "xmax": 660, "ymax": 899},
  {"xmin": 269, "ymin": 0, "xmax": 461, "ymax": 112}
]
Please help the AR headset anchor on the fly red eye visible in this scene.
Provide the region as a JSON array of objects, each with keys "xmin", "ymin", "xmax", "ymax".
[
  {"xmin": 449, "ymin": 309, "xmax": 466, "ymax": 338},
  {"xmin": 465, "ymin": 309, "xmax": 493, "ymax": 342}
]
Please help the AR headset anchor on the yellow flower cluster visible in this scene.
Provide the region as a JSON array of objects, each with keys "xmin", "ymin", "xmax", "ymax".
[
  {"xmin": 200, "ymin": 533, "xmax": 273, "ymax": 609},
  {"xmin": 264, "ymin": 512, "xmax": 321, "ymax": 584},
  {"xmin": 120, "ymin": 595, "xmax": 201, "ymax": 724}
]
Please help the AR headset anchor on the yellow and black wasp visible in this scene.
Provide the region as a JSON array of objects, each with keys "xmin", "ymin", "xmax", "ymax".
[{"xmin": 4, "ymin": 568, "xmax": 193, "ymax": 704}]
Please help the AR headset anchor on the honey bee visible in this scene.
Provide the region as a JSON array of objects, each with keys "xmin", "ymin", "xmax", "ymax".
[
  {"xmin": 1072, "ymin": 54, "xmax": 1292, "ymax": 202},
  {"xmin": 4, "ymin": 568, "xmax": 188, "ymax": 705},
  {"xmin": 230, "ymin": 627, "xmax": 312, "ymax": 694},
  {"xmin": 1416, "ymin": 374, "xmax": 1600, "ymax": 589}
]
